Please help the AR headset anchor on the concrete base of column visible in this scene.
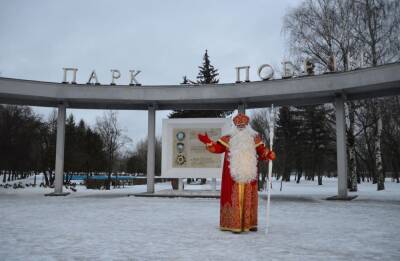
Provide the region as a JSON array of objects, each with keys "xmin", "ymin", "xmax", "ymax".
[
  {"xmin": 45, "ymin": 192, "xmax": 70, "ymax": 196},
  {"xmin": 326, "ymin": 195, "xmax": 358, "ymax": 200},
  {"xmin": 211, "ymin": 178, "xmax": 217, "ymax": 191}
]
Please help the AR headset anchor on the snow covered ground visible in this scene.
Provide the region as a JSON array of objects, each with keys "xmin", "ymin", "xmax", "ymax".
[{"xmin": 0, "ymin": 177, "xmax": 399, "ymax": 261}]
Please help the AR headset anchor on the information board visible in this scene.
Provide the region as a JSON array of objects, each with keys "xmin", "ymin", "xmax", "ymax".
[{"xmin": 161, "ymin": 118, "xmax": 231, "ymax": 178}]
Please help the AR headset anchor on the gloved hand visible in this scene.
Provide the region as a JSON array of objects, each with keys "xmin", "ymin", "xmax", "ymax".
[
  {"xmin": 266, "ymin": 150, "xmax": 276, "ymax": 160},
  {"xmin": 198, "ymin": 133, "xmax": 212, "ymax": 144}
]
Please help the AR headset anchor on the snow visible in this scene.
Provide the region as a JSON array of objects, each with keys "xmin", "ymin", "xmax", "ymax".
[{"xmin": 1, "ymin": 177, "xmax": 400, "ymax": 261}]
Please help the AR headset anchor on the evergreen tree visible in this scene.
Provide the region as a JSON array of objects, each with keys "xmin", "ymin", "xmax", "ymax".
[
  {"xmin": 275, "ymin": 106, "xmax": 303, "ymax": 182},
  {"xmin": 301, "ymin": 105, "xmax": 335, "ymax": 185},
  {"xmin": 289, "ymin": 106, "xmax": 308, "ymax": 183},
  {"xmin": 169, "ymin": 50, "xmax": 231, "ymax": 118},
  {"xmin": 274, "ymin": 105, "xmax": 335, "ymax": 184},
  {"xmin": 196, "ymin": 50, "xmax": 219, "ymax": 84}
]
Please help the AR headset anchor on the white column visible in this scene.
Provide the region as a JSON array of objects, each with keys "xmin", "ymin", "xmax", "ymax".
[
  {"xmin": 54, "ymin": 103, "xmax": 66, "ymax": 194},
  {"xmin": 335, "ymin": 94, "xmax": 348, "ymax": 198},
  {"xmin": 147, "ymin": 105, "xmax": 156, "ymax": 193}
]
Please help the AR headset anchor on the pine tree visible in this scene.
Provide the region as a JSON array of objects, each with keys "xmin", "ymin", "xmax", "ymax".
[
  {"xmin": 169, "ymin": 50, "xmax": 231, "ymax": 118},
  {"xmin": 301, "ymin": 105, "xmax": 334, "ymax": 185},
  {"xmin": 275, "ymin": 106, "xmax": 299, "ymax": 182},
  {"xmin": 274, "ymin": 105, "xmax": 335, "ymax": 184},
  {"xmin": 197, "ymin": 50, "xmax": 219, "ymax": 84},
  {"xmin": 169, "ymin": 50, "xmax": 231, "ymax": 185}
]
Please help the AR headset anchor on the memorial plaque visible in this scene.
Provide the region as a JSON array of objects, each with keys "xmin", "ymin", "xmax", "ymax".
[
  {"xmin": 172, "ymin": 128, "xmax": 222, "ymax": 168},
  {"xmin": 161, "ymin": 118, "xmax": 231, "ymax": 178}
]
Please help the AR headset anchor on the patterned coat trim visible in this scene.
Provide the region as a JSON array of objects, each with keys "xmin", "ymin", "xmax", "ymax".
[
  {"xmin": 254, "ymin": 135, "xmax": 264, "ymax": 147},
  {"xmin": 218, "ymin": 135, "xmax": 231, "ymax": 148}
]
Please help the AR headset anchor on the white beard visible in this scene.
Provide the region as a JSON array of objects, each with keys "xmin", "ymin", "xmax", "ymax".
[{"xmin": 228, "ymin": 126, "xmax": 258, "ymax": 184}]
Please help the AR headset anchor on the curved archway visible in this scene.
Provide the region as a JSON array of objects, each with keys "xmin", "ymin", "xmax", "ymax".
[{"xmin": 1, "ymin": 63, "xmax": 400, "ymax": 197}]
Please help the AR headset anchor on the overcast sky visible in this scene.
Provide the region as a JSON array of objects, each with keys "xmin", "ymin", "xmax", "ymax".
[{"xmin": 0, "ymin": 0, "xmax": 301, "ymax": 149}]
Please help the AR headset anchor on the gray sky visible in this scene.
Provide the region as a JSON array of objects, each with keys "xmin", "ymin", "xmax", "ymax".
[{"xmin": 0, "ymin": 0, "xmax": 301, "ymax": 149}]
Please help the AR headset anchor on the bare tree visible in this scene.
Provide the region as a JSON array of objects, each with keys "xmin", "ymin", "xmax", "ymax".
[
  {"xmin": 353, "ymin": 0, "xmax": 400, "ymax": 190},
  {"xmin": 353, "ymin": 0, "xmax": 400, "ymax": 66},
  {"xmin": 283, "ymin": 0, "xmax": 400, "ymax": 191},
  {"xmin": 381, "ymin": 97, "xmax": 400, "ymax": 183},
  {"xmin": 126, "ymin": 137, "xmax": 162, "ymax": 176},
  {"xmin": 346, "ymin": 102, "xmax": 358, "ymax": 191},
  {"xmin": 283, "ymin": 0, "xmax": 340, "ymax": 72},
  {"xmin": 96, "ymin": 111, "xmax": 130, "ymax": 190}
]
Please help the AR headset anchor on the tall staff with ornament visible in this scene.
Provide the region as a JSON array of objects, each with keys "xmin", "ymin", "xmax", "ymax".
[{"xmin": 266, "ymin": 104, "xmax": 275, "ymax": 234}]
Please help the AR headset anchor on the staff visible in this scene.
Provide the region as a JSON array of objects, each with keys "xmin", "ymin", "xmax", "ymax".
[{"xmin": 266, "ymin": 104, "xmax": 275, "ymax": 234}]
